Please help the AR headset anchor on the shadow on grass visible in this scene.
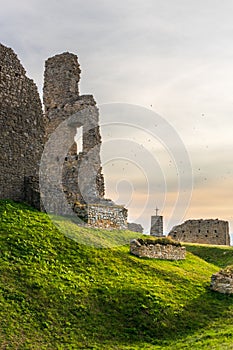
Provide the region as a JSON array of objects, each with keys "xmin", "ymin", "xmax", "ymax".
[{"xmin": 80, "ymin": 283, "xmax": 233, "ymax": 345}]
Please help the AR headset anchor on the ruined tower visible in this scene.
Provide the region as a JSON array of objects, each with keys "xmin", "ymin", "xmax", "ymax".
[{"xmin": 42, "ymin": 52, "xmax": 105, "ymax": 210}]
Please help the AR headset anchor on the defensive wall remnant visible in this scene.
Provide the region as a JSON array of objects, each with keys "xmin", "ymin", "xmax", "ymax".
[{"xmin": 168, "ymin": 219, "xmax": 230, "ymax": 246}]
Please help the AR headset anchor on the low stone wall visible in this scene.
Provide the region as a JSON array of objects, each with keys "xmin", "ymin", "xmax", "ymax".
[
  {"xmin": 130, "ymin": 239, "xmax": 186, "ymax": 260},
  {"xmin": 211, "ymin": 268, "xmax": 233, "ymax": 294},
  {"xmin": 87, "ymin": 204, "xmax": 128, "ymax": 229}
]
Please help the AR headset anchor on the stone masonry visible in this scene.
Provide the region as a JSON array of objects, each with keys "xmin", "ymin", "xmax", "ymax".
[
  {"xmin": 130, "ymin": 239, "xmax": 186, "ymax": 260},
  {"xmin": 168, "ymin": 219, "xmax": 230, "ymax": 246},
  {"xmin": 0, "ymin": 43, "xmax": 44, "ymax": 202},
  {"xmin": 128, "ymin": 222, "xmax": 144, "ymax": 233},
  {"xmin": 41, "ymin": 52, "xmax": 105, "ymax": 211},
  {"xmin": 0, "ymin": 43, "xmax": 127, "ymax": 229},
  {"xmin": 86, "ymin": 204, "xmax": 128, "ymax": 229}
]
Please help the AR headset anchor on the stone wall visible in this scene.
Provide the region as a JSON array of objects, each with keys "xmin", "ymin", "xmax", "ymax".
[
  {"xmin": 168, "ymin": 219, "xmax": 230, "ymax": 246},
  {"xmin": 128, "ymin": 222, "xmax": 144, "ymax": 233},
  {"xmin": 130, "ymin": 239, "xmax": 186, "ymax": 260},
  {"xmin": 24, "ymin": 176, "xmax": 42, "ymax": 211},
  {"xmin": 0, "ymin": 43, "xmax": 44, "ymax": 201},
  {"xmin": 43, "ymin": 53, "xmax": 105, "ymax": 206},
  {"xmin": 87, "ymin": 204, "xmax": 128, "ymax": 229}
]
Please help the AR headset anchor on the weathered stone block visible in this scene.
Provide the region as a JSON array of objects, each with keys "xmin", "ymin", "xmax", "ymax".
[{"xmin": 87, "ymin": 204, "xmax": 128, "ymax": 229}]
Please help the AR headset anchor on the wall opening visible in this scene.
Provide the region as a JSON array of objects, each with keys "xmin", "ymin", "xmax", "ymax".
[{"xmin": 76, "ymin": 126, "xmax": 83, "ymax": 154}]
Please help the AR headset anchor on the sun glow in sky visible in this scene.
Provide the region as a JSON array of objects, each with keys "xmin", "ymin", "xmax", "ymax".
[{"xmin": 1, "ymin": 0, "xmax": 233, "ymax": 233}]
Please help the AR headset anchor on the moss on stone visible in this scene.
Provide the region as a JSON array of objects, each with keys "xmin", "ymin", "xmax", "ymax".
[{"xmin": 137, "ymin": 236, "xmax": 182, "ymax": 247}]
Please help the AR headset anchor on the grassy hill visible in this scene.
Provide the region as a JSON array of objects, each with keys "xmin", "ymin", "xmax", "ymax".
[{"xmin": 1, "ymin": 200, "xmax": 233, "ymax": 349}]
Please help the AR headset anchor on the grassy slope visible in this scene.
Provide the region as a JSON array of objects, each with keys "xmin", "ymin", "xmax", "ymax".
[{"xmin": 1, "ymin": 200, "xmax": 233, "ymax": 349}]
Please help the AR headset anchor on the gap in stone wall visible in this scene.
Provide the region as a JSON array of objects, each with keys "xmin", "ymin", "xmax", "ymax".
[{"xmin": 75, "ymin": 126, "xmax": 83, "ymax": 154}]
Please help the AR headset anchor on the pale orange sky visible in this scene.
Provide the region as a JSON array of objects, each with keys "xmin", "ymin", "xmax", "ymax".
[{"xmin": 99, "ymin": 104, "xmax": 233, "ymax": 234}]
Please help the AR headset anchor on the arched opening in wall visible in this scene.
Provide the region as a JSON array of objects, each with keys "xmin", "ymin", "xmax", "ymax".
[{"xmin": 75, "ymin": 126, "xmax": 83, "ymax": 154}]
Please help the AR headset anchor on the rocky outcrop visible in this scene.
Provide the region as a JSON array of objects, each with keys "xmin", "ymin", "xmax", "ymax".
[
  {"xmin": 211, "ymin": 266, "xmax": 233, "ymax": 294},
  {"xmin": 0, "ymin": 43, "xmax": 44, "ymax": 202},
  {"xmin": 128, "ymin": 222, "xmax": 144, "ymax": 233}
]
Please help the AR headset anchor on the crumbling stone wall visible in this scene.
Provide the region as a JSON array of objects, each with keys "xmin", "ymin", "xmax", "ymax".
[
  {"xmin": 0, "ymin": 43, "xmax": 44, "ymax": 201},
  {"xmin": 43, "ymin": 53, "xmax": 105, "ymax": 208},
  {"xmin": 130, "ymin": 239, "xmax": 186, "ymax": 260},
  {"xmin": 86, "ymin": 204, "xmax": 127, "ymax": 229},
  {"xmin": 168, "ymin": 219, "xmax": 230, "ymax": 246}
]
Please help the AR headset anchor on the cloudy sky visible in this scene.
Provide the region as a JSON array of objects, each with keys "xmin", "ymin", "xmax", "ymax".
[{"xmin": 1, "ymin": 0, "xmax": 233, "ymax": 233}]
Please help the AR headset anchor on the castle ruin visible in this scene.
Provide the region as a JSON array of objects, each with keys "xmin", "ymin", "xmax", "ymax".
[
  {"xmin": 168, "ymin": 219, "xmax": 230, "ymax": 246},
  {"xmin": 0, "ymin": 43, "xmax": 127, "ymax": 229}
]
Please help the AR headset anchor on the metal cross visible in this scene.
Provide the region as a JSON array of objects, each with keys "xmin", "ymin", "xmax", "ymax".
[{"xmin": 155, "ymin": 207, "xmax": 159, "ymax": 216}]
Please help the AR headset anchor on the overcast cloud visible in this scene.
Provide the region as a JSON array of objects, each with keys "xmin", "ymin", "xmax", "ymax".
[{"xmin": 1, "ymin": 0, "xmax": 233, "ymax": 232}]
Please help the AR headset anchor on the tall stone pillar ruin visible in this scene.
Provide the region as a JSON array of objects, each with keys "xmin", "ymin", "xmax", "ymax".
[{"xmin": 42, "ymin": 52, "xmax": 105, "ymax": 209}]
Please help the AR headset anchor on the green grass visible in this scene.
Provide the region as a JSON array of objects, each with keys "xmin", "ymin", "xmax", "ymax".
[
  {"xmin": 1, "ymin": 200, "xmax": 233, "ymax": 349},
  {"xmin": 185, "ymin": 243, "xmax": 233, "ymax": 268}
]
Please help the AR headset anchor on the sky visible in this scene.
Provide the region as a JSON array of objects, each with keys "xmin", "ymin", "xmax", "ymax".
[{"xmin": 1, "ymin": 0, "xmax": 233, "ymax": 233}]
